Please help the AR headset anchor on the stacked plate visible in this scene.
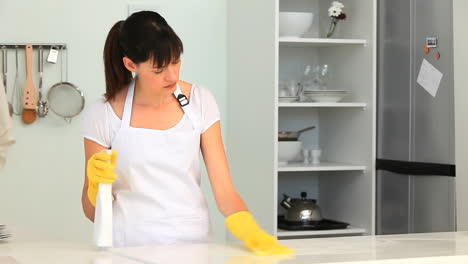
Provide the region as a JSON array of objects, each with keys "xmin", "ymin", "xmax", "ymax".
[
  {"xmin": 0, "ymin": 225, "xmax": 11, "ymax": 241},
  {"xmin": 303, "ymin": 90, "xmax": 348, "ymax": 102},
  {"xmin": 279, "ymin": 96, "xmax": 299, "ymax": 102}
]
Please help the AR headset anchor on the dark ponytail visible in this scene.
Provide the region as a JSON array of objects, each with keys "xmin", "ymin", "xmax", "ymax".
[
  {"xmin": 103, "ymin": 20, "xmax": 132, "ymax": 101},
  {"xmin": 102, "ymin": 11, "xmax": 184, "ymax": 101}
]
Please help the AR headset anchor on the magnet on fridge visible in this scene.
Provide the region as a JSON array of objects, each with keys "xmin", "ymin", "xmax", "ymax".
[
  {"xmin": 436, "ymin": 51, "xmax": 441, "ymax": 60},
  {"xmin": 424, "ymin": 45, "xmax": 430, "ymax": 54},
  {"xmin": 426, "ymin": 36, "xmax": 438, "ymax": 48}
]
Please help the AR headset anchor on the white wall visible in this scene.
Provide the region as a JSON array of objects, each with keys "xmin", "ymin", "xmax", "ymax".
[
  {"xmin": 0, "ymin": 0, "xmax": 227, "ymax": 243},
  {"xmin": 454, "ymin": 0, "xmax": 468, "ymax": 231}
]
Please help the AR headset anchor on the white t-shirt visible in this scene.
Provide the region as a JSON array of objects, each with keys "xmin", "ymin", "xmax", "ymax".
[{"xmin": 82, "ymin": 84, "xmax": 220, "ymax": 148}]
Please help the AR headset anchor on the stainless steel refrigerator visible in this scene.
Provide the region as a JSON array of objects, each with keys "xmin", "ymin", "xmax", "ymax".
[{"xmin": 377, "ymin": 0, "xmax": 456, "ymax": 234}]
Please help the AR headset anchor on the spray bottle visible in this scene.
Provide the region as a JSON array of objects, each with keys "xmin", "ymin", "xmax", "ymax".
[{"xmin": 93, "ymin": 149, "xmax": 113, "ymax": 249}]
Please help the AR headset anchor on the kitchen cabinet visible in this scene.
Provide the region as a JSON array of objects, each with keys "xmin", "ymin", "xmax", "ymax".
[
  {"xmin": 454, "ymin": 0, "xmax": 468, "ymax": 232},
  {"xmin": 226, "ymin": 0, "xmax": 376, "ymax": 240}
]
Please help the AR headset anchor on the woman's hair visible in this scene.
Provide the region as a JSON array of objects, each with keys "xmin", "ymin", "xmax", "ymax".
[{"xmin": 103, "ymin": 11, "xmax": 184, "ymax": 100}]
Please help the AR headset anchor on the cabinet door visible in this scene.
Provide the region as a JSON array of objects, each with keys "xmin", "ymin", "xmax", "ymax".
[
  {"xmin": 377, "ymin": 0, "xmax": 456, "ymax": 234},
  {"xmin": 412, "ymin": 0, "xmax": 454, "ymax": 165},
  {"xmin": 377, "ymin": 171, "xmax": 410, "ymax": 234},
  {"xmin": 377, "ymin": 0, "xmax": 412, "ymax": 162},
  {"xmin": 411, "ymin": 0, "xmax": 456, "ymax": 233}
]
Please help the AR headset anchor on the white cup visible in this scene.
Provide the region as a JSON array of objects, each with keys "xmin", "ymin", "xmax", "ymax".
[
  {"xmin": 311, "ymin": 149, "xmax": 321, "ymax": 164},
  {"xmin": 288, "ymin": 80, "xmax": 300, "ymax": 96}
]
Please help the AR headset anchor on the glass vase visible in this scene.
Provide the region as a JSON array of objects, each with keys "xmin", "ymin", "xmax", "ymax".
[{"xmin": 326, "ymin": 17, "xmax": 339, "ymax": 38}]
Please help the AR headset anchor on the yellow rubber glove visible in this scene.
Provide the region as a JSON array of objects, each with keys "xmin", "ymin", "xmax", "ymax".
[
  {"xmin": 86, "ymin": 150, "xmax": 118, "ymax": 207},
  {"xmin": 226, "ymin": 211, "xmax": 294, "ymax": 256}
]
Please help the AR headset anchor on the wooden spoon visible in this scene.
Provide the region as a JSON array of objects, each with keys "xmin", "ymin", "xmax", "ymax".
[{"xmin": 22, "ymin": 44, "xmax": 37, "ymax": 124}]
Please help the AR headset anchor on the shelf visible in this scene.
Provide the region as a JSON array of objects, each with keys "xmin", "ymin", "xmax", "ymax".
[
  {"xmin": 278, "ymin": 162, "xmax": 366, "ymax": 172},
  {"xmin": 278, "ymin": 102, "xmax": 367, "ymax": 108},
  {"xmin": 277, "ymin": 227, "xmax": 366, "ymax": 238},
  {"xmin": 279, "ymin": 37, "xmax": 368, "ymax": 48}
]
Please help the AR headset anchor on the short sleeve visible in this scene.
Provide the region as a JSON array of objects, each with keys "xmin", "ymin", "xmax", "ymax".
[
  {"xmin": 82, "ymin": 98, "xmax": 113, "ymax": 148},
  {"xmin": 197, "ymin": 85, "xmax": 220, "ymax": 133}
]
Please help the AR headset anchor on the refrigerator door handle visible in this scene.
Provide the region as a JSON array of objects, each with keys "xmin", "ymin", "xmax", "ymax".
[{"xmin": 376, "ymin": 159, "xmax": 456, "ymax": 177}]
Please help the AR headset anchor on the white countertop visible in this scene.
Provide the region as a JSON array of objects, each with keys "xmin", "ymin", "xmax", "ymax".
[{"xmin": 1, "ymin": 232, "xmax": 468, "ymax": 264}]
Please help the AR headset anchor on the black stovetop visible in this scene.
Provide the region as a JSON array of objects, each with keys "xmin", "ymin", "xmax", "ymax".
[{"xmin": 278, "ymin": 215, "xmax": 350, "ymax": 231}]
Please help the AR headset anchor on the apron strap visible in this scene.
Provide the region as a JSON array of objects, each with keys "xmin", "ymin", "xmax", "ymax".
[
  {"xmin": 121, "ymin": 79, "xmax": 201, "ymax": 132},
  {"xmin": 121, "ymin": 78, "xmax": 135, "ymax": 128},
  {"xmin": 174, "ymin": 83, "xmax": 201, "ymax": 133}
]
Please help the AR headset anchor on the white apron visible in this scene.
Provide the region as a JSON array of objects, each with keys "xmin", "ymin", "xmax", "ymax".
[{"xmin": 110, "ymin": 79, "xmax": 212, "ymax": 247}]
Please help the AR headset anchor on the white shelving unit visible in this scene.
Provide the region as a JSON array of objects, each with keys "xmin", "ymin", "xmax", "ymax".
[
  {"xmin": 279, "ymin": 102, "xmax": 367, "ymax": 108},
  {"xmin": 277, "ymin": 227, "xmax": 366, "ymax": 238},
  {"xmin": 279, "ymin": 37, "xmax": 368, "ymax": 48},
  {"xmin": 278, "ymin": 162, "xmax": 366, "ymax": 172},
  {"xmin": 226, "ymin": 0, "xmax": 376, "ymax": 241}
]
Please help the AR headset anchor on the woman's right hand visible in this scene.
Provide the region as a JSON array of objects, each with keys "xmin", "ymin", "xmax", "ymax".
[
  {"xmin": 226, "ymin": 211, "xmax": 293, "ymax": 256},
  {"xmin": 86, "ymin": 150, "xmax": 118, "ymax": 206}
]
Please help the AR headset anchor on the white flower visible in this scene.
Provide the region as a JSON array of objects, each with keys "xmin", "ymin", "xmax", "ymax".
[
  {"xmin": 332, "ymin": 1, "xmax": 344, "ymax": 9},
  {"xmin": 328, "ymin": 6, "xmax": 342, "ymax": 17}
]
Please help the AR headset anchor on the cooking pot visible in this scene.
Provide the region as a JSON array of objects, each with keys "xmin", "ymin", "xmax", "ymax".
[
  {"xmin": 278, "ymin": 126, "xmax": 315, "ymax": 141},
  {"xmin": 280, "ymin": 192, "xmax": 323, "ymax": 223}
]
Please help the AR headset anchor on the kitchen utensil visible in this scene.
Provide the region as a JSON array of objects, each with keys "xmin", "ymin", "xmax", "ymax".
[
  {"xmin": 94, "ymin": 149, "xmax": 113, "ymax": 249},
  {"xmin": 278, "ymin": 125, "xmax": 315, "ymax": 141},
  {"xmin": 278, "ymin": 141, "xmax": 303, "ymax": 165},
  {"xmin": 37, "ymin": 46, "xmax": 48, "ymax": 117},
  {"xmin": 301, "ymin": 65, "xmax": 320, "ymax": 95},
  {"xmin": 300, "ymin": 64, "xmax": 331, "ymax": 98},
  {"xmin": 318, "ymin": 64, "xmax": 330, "ymax": 90},
  {"xmin": 279, "ymin": 96, "xmax": 299, "ymax": 103},
  {"xmin": 311, "ymin": 149, "xmax": 322, "ymax": 164},
  {"xmin": 0, "ymin": 235, "xmax": 11, "ymax": 241},
  {"xmin": 302, "ymin": 90, "xmax": 348, "ymax": 102},
  {"xmin": 0, "ymin": 224, "xmax": 11, "ymax": 241},
  {"xmin": 11, "ymin": 46, "xmax": 22, "ymax": 115},
  {"xmin": 2, "ymin": 47, "xmax": 12, "ymax": 116},
  {"xmin": 21, "ymin": 44, "xmax": 37, "ymax": 124},
  {"xmin": 279, "ymin": 80, "xmax": 288, "ymax": 94},
  {"xmin": 47, "ymin": 47, "xmax": 85, "ymax": 123},
  {"xmin": 279, "ymin": 89, "xmax": 289, "ymax": 97},
  {"xmin": 302, "ymin": 148, "xmax": 310, "ymax": 164},
  {"xmin": 303, "ymin": 90, "xmax": 348, "ymax": 93},
  {"xmin": 47, "ymin": 46, "xmax": 59, "ymax": 64},
  {"xmin": 279, "ymin": 12, "xmax": 314, "ymax": 37},
  {"xmin": 280, "ymin": 192, "xmax": 323, "ymax": 223},
  {"xmin": 287, "ymin": 80, "xmax": 300, "ymax": 96}
]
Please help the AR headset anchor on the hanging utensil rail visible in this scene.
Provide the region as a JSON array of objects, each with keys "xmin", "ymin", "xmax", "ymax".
[{"xmin": 0, "ymin": 43, "xmax": 66, "ymax": 49}]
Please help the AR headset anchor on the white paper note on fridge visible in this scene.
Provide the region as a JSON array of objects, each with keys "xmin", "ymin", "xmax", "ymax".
[{"xmin": 417, "ymin": 58, "xmax": 443, "ymax": 98}]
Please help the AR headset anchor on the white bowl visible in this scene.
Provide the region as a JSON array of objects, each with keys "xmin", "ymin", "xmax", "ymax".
[
  {"xmin": 279, "ymin": 12, "xmax": 314, "ymax": 37},
  {"xmin": 278, "ymin": 141, "xmax": 303, "ymax": 164},
  {"xmin": 303, "ymin": 90, "xmax": 348, "ymax": 94}
]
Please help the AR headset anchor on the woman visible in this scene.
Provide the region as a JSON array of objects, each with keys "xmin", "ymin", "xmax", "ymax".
[{"xmin": 81, "ymin": 11, "xmax": 291, "ymax": 255}]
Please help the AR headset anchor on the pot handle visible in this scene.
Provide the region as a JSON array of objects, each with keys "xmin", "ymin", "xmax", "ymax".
[
  {"xmin": 281, "ymin": 194, "xmax": 292, "ymax": 209},
  {"xmin": 296, "ymin": 126, "xmax": 316, "ymax": 137}
]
